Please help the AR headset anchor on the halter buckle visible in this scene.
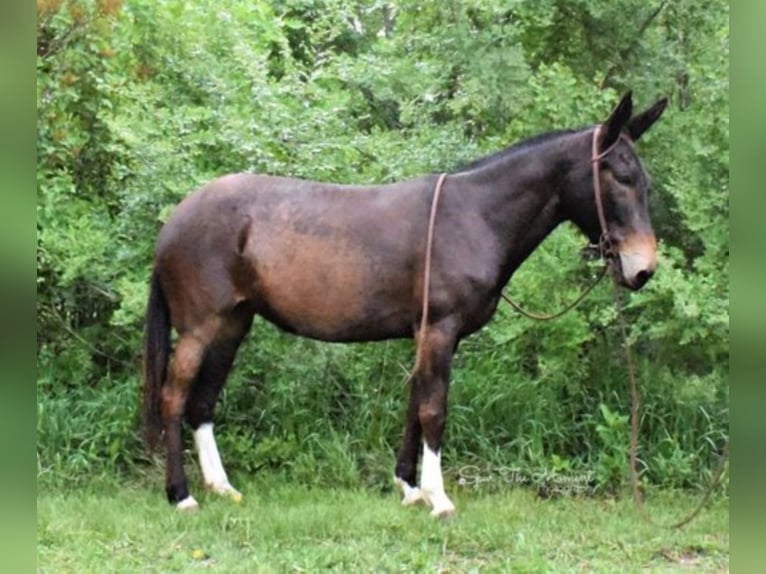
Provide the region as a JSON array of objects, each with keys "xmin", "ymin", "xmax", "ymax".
[{"xmin": 598, "ymin": 232, "xmax": 616, "ymax": 260}]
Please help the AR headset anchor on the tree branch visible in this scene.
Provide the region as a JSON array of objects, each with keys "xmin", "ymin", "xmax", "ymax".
[{"xmin": 599, "ymin": 1, "xmax": 668, "ymax": 90}]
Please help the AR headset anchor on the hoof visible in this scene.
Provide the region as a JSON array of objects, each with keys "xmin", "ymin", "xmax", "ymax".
[
  {"xmin": 208, "ymin": 483, "xmax": 243, "ymax": 504},
  {"xmin": 176, "ymin": 496, "xmax": 199, "ymax": 512},
  {"xmin": 423, "ymin": 490, "xmax": 456, "ymax": 518},
  {"xmin": 402, "ymin": 488, "xmax": 425, "ymax": 506},
  {"xmin": 224, "ymin": 489, "xmax": 243, "ymax": 504},
  {"xmin": 430, "ymin": 504, "xmax": 456, "ymax": 519},
  {"xmin": 394, "ymin": 477, "xmax": 426, "ymax": 506}
]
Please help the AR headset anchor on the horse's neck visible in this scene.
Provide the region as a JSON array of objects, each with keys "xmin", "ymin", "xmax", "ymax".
[{"xmin": 464, "ymin": 145, "xmax": 579, "ymax": 285}]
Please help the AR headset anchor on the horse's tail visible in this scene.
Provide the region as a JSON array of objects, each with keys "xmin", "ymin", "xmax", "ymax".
[{"xmin": 143, "ymin": 268, "xmax": 170, "ymax": 452}]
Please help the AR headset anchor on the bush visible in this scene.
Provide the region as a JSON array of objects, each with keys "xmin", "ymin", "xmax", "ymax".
[{"xmin": 37, "ymin": 0, "xmax": 728, "ymax": 493}]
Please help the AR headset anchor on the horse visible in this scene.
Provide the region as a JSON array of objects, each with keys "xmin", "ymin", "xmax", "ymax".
[{"xmin": 143, "ymin": 91, "xmax": 667, "ymax": 516}]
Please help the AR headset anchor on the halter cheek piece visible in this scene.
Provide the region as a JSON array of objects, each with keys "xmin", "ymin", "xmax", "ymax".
[{"xmin": 591, "ymin": 124, "xmax": 622, "ymax": 261}]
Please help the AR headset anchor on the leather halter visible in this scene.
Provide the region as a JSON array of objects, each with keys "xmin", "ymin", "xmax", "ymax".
[{"xmin": 591, "ymin": 124, "xmax": 622, "ymax": 260}]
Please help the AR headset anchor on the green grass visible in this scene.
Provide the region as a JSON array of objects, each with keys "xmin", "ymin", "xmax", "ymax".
[{"xmin": 38, "ymin": 473, "xmax": 727, "ymax": 573}]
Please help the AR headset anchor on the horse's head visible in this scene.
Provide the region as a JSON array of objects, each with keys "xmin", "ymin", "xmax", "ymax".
[{"xmin": 568, "ymin": 92, "xmax": 668, "ymax": 290}]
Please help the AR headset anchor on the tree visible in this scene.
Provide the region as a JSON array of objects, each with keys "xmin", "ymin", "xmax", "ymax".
[{"xmin": 37, "ymin": 0, "xmax": 728, "ymax": 491}]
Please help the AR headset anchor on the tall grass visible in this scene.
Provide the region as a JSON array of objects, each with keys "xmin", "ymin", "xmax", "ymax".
[
  {"xmin": 37, "ymin": 376, "xmax": 144, "ymax": 485},
  {"xmin": 37, "ymin": 305, "xmax": 728, "ymax": 495}
]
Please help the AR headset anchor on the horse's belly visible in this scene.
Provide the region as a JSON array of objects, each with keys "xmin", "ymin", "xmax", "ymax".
[{"xmin": 249, "ymin": 235, "xmax": 412, "ymax": 342}]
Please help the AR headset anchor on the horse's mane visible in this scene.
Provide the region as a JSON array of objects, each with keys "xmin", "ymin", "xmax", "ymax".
[{"xmin": 451, "ymin": 127, "xmax": 586, "ymax": 174}]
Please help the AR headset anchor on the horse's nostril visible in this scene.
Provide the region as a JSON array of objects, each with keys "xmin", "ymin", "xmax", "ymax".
[{"xmin": 634, "ymin": 269, "xmax": 654, "ymax": 289}]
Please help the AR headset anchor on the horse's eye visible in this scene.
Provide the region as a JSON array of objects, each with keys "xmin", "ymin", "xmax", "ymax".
[{"xmin": 613, "ymin": 173, "xmax": 632, "ymax": 186}]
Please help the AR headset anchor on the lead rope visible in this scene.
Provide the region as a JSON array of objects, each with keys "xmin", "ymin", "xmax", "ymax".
[
  {"xmin": 500, "ymin": 266, "xmax": 608, "ymax": 320},
  {"xmin": 413, "ymin": 172, "xmax": 448, "ymax": 373},
  {"xmin": 613, "ymin": 287, "xmax": 730, "ymax": 529}
]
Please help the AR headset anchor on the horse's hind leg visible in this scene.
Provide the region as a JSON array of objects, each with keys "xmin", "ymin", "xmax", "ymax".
[
  {"xmin": 162, "ymin": 319, "xmax": 220, "ymax": 510},
  {"xmin": 185, "ymin": 311, "xmax": 253, "ymax": 502}
]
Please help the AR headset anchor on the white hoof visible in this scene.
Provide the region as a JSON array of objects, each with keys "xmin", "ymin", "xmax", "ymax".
[
  {"xmin": 421, "ymin": 489, "xmax": 456, "ymax": 518},
  {"xmin": 208, "ymin": 482, "xmax": 243, "ymax": 504},
  {"xmin": 176, "ymin": 496, "xmax": 199, "ymax": 512},
  {"xmin": 402, "ymin": 487, "xmax": 426, "ymax": 506},
  {"xmin": 394, "ymin": 477, "xmax": 426, "ymax": 506}
]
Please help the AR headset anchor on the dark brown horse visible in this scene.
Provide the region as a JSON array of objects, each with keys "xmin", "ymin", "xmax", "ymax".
[{"xmin": 144, "ymin": 91, "xmax": 667, "ymax": 515}]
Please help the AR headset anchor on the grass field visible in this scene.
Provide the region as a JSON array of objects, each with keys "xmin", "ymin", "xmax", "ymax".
[{"xmin": 37, "ymin": 472, "xmax": 728, "ymax": 573}]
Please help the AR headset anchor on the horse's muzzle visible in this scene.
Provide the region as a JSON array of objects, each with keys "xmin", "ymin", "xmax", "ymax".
[{"xmin": 615, "ymin": 234, "xmax": 657, "ymax": 290}]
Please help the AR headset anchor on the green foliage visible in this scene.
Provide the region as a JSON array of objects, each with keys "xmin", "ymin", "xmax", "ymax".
[
  {"xmin": 37, "ymin": 375, "xmax": 143, "ymax": 484},
  {"xmin": 37, "ymin": 0, "xmax": 728, "ymax": 494},
  {"xmin": 592, "ymin": 403, "xmax": 630, "ymax": 493}
]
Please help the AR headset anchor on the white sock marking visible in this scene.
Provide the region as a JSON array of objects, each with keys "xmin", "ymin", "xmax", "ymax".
[
  {"xmin": 420, "ymin": 443, "xmax": 455, "ymax": 517},
  {"xmin": 394, "ymin": 476, "xmax": 425, "ymax": 506},
  {"xmin": 194, "ymin": 423, "xmax": 241, "ymax": 500}
]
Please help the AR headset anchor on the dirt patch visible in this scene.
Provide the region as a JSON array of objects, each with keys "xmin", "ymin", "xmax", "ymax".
[{"xmin": 653, "ymin": 545, "xmax": 725, "ymax": 571}]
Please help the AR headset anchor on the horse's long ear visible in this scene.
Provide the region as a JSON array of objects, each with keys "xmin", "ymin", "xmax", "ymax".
[
  {"xmin": 599, "ymin": 91, "xmax": 633, "ymax": 152},
  {"xmin": 626, "ymin": 97, "xmax": 668, "ymax": 141}
]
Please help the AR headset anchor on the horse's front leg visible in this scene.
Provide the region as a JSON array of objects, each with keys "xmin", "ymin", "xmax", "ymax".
[
  {"xmin": 395, "ymin": 320, "xmax": 457, "ymax": 518},
  {"xmin": 394, "ymin": 377, "xmax": 425, "ymax": 506}
]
